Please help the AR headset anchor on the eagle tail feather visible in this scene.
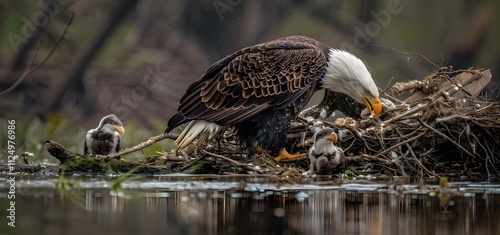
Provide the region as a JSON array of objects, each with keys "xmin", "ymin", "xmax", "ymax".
[{"xmin": 176, "ymin": 120, "xmax": 222, "ymax": 149}]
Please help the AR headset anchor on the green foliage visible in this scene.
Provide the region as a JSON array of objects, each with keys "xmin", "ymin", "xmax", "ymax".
[
  {"xmin": 55, "ymin": 171, "xmax": 86, "ymax": 208},
  {"xmin": 343, "ymin": 168, "xmax": 356, "ymax": 180},
  {"xmin": 55, "ymin": 171, "xmax": 79, "ymax": 190},
  {"xmin": 0, "ymin": 114, "xmax": 85, "ymax": 164},
  {"xmin": 111, "ymin": 167, "xmax": 143, "ymax": 191}
]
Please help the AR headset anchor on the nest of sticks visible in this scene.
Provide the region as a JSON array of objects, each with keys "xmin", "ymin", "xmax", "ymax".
[
  {"xmin": 292, "ymin": 68, "xmax": 499, "ymax": 179},
  {"xmin": 162, "ymin": 68, "xmax": 499, "ymax": 179}
]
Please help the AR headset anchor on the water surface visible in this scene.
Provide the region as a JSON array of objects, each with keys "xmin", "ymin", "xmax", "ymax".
[{"xmin": 1, "ymin": 175, "xmax": 499, "ymax": 235}]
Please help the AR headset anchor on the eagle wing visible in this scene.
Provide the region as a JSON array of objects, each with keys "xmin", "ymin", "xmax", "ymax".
[
  {"xmin": 167, "ymin": 36, "xmax": 329, "ymax": 131},
  {"xmin": 84, "ymin": 140, "xmax": 89, "ymax": 155},
  {"xmin": 84, "ymin": 130, "xmax": 92, "ymax": 155},
  {"xmin": 115, "ymin": 137, "xmax": 121, "ymax": 154}
]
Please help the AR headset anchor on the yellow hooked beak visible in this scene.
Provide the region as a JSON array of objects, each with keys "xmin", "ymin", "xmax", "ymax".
[
  {"xmin": 324, "ymin": 133, "xmax": 338, "ymax": 143},
  {"xmin": 362, "ymin": 95, "xmax": 382, "ymax": 116},
  {"xmin": 113, "ymin": 125, "xmax": 126, "ymax": 136}
]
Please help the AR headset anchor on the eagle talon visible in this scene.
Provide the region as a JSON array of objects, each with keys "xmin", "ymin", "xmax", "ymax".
[{"xmin": 274, "ymin": 148, "xmax": 307, "ymax": 162}]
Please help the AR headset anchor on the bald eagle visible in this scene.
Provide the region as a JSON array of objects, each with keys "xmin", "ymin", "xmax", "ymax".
[
  {"xmin": 308, "ymin": 131, "xmax": 343, "ymax": 175},
  {"xmin": 165, "ymin": 35, "xmax": 381, "ymax": 161},
  {"xmin": 84, "ymin": 114, "xmax": 125, "ymax": 156}
]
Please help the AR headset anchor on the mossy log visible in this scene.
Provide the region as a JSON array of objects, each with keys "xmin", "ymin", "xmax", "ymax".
[{"xmin": 44, "ymin": 140, "xmax": 175, "ymax": 175}]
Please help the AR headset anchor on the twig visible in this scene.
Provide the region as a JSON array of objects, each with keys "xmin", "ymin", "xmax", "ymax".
[
  {"xmin": 179, "ymin": 155, "xmax": 207, "ymax": 172},
  {"xmin": 106, "ymin": 133, "xmax": 179, "ymax": 159},
  {"xmin": 370, "ymin": 44, "xmax": 440, "ymax": 69},
  {"xmin": 373, "ymin": 131, "xmax": 427, "ymax": 158},
  {"xmin": 380, "ymin": 76, "xmax": 395, "ymax": 95},
  {"xmin": 380, "ymin": 88, "xmax": 401, "ymax": 104},
  {"xmin": 394, "ymin": 147, "xmax": 409, "ymax": 177},
  {"xmin": 436, "ymin": 71, "xmax": 484, "ymax": 99},
  {"xmin": 484, "ymin": 152, "xmax": 491, "ymax": 178},
  {"xmin": 30, "ymin": 38, "xmax": 44, "ymax": 67},
  {"xmin": 487, "ymin": 154, "xmax": 500, "ymax": 178},
  {"xmin": 435, "ymin": 114, "xmax": 471, "ymax": 124},
  {"xmin": 201, "ymin": 150, "xmax": 263, "ymax": 174},
  {"xmin": 0, "ymin": 13, "xmax": 74, "ymax": 97},
  {"xmin": 344, "ymin": 155, "xmax": 391, "ymax": 164},
  {"xmin": 475, "ymin": 103, "xmax": 494, "ymax": 113},
  {"xmin": 381, "ymin": 104, "xmax": 425, "ymax": 124},
  {"xmin": 392, "ymin": 80, "xmax": 425, "ymax": 95},
  {"xmin": 405, "ymin": 143, "xmax": 439, "ymax": 178},
  {"xmin": 469, "ymin": 133, "xmax": 500, "ymax": 178},
  {"xmin": 419, "ymin": 119, "xmax": 476, "ymax": 158}
]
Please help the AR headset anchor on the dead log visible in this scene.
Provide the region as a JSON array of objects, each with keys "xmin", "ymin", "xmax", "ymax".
[{"xmin": 44, "ymin": 140, "xmax": 175, "ymax": 175}]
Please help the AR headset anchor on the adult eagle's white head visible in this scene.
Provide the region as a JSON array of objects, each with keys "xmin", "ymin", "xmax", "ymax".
[{"xmin": 322, "ymin": 49, "xmax": 382, "ymax": 115}]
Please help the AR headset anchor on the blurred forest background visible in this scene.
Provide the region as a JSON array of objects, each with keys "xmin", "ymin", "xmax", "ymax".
[{"xmin": 1, "ymin": 0, "xmax": 500, "ymax": 161}]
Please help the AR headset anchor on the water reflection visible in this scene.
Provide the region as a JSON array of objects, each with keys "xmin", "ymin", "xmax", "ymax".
[{"xmin": 0, "ymin": 178, "xmax": 499, "ymax": 235}]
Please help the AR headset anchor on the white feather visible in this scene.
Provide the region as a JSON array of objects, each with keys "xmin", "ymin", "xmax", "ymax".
[
  {"xmin": 381, "ymin": 97, "xmax": 396, "ymax": 110},
  {"xmin": 319, "ymin": 108, "xmax": 328, "ymax": 119},
  {"xmin": 85, "ymin": 124, "xmax": 120, "ymax": 155},
  {"xmin": 176, "ymin": 120, "xmax": 222, "ymax": 149},
  {"xmin": 308, "ymin": 138, "xmax": 344, "ymax": 173}
]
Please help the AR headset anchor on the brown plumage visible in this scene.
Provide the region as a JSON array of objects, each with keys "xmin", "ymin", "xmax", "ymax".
[
  {"xmin": 168, "ymin": 36, "xmax": 330, "ymax": 128},
  {"xmin": 166, "ymin": 35, "xmax": 381, "ymax": 156},
  {"xmin": 85, "ymin": 114, "xmax": 125, "ymax": 156}
]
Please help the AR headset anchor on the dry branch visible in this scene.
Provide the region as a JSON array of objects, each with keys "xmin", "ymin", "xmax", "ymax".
[
  {"xmin": 201, "ymin": 150, "xmax": 264, "ymax": 174},
  {"xmin": 0, "ymin": 14, "xmax": 74, "ymax": 97},
  {"xmin": 107, "ymin": 133, "xmax": 178, "ymax": 159}
]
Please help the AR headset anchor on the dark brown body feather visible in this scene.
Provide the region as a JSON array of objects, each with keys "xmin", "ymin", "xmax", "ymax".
[
  {"xmin": 84, "ymin": 130, "xmax": 121, "ymax": 155},
  {"xmin": 167, "ymin": 36, "xmax": 330, "ymax": 128},
  {"xmin": 166, "ymin": 36, "xmax": 331, "ymax": 152}
]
